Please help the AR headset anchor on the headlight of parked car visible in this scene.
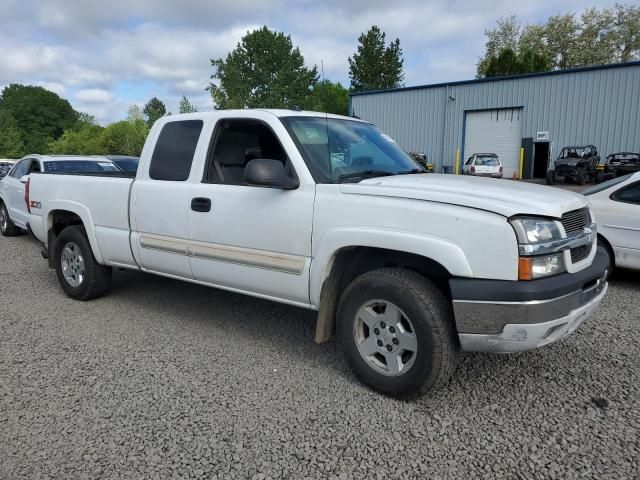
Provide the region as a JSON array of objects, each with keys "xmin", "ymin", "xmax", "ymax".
[{"xmin": 510, "ymin": 217, "xmax": 566, "ymax": 280}]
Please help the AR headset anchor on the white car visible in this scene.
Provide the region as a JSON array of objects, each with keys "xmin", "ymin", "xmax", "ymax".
[
  {"xmin": 463, "ymin": 153, "xmax": 503, "ymax": 178},
  {"xmin": 0, "ymin": 155, "xmax": 121, "ymax": 236},
  {"xmin": 26, "ymin": 110, "xmax": 608, "ymax": 397},
  {"xmin": 585, "ymin": 172, "xmax": 640, "ymax": 273}
]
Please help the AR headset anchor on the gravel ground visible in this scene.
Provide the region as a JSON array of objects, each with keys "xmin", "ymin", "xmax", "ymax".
[{"xmin": 1, "ymin": 235, "xmax": 638, "ymax": 480}]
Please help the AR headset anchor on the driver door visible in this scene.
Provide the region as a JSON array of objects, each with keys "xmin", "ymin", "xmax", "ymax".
[{"xmin": 188, "ymin": 116, "xmax": 314, "ymax": 305}]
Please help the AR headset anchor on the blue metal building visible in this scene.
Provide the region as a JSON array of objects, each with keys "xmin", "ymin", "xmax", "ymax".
[{"xmin": 349, "ymin": 61, "xmax": 640, "ymax": 178}]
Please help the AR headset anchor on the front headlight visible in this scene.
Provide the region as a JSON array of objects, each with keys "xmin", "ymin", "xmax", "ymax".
[
  {"xmin": 510, "ymin": 217, "xmax": 566, "ymax": 280},
  {"xmin": 510, "ymin": 218, "xmax": 563, "ymax": 244}
]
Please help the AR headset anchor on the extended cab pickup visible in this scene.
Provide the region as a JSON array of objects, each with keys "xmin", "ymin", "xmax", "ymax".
[{"xmin": 27, "ymin": 110, "xmax": 608, "ymax": 397}]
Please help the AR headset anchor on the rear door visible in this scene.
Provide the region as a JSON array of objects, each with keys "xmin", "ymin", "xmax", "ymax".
[
  {"xmin": 2, "ymin": 158, "xmax": 32, "ymax": 227},
  {"xmin": 130, "ymin": 119, "xmax": 205, "ymax": 279},
  {"xmin": 606, "ymin": 181, "xmax": 640, "ymax": 269},
  {"xmin": 187, "ymin": 115, "xmax": 314, "ymax": 305}
]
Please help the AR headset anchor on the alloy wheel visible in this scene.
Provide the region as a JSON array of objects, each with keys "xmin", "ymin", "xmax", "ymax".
[{"xmin": 353, "ymin": 299, "xmax": 418, "ymax": 376}]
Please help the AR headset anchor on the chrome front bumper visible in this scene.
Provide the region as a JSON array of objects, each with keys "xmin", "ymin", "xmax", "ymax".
[{"xmin": 458, "ymin": 282, "xmax": 607, "ymax": 353}]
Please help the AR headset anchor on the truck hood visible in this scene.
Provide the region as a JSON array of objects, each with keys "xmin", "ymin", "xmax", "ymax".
[{"xmin": 339, "ymin": 174, "xmax": 587, "ymax": 218}]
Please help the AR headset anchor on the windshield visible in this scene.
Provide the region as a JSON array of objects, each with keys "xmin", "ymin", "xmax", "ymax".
[
  {"xmin": 608, "ymin": 153, "xmax": 639, "ymax": 163},
  {"xmin": 44, "ymin": 160, "xmax": 121, "ymax": 173},
  {"xmin": 582, "ymin": 174, "xmax": 631, "ymax": 195},
  {"xmin": 560, "ymin": 147, "xmax": 588, "ymax": 158},
  {"xmin": 281, "ymin": 117, "xmax": 422, "ymax": 183}
]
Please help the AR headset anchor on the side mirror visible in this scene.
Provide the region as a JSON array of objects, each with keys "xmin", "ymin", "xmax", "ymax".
[
  {"xmin": 19, "ymin": 175, "xmax": 29, "ymax": 184},
  {"xmin": 244, "ymin": 159, "xmax": 299, "ymax": 190}
]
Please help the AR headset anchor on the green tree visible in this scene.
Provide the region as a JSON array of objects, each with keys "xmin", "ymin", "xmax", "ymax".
[
  {"xmin": 179, "ymin": 95, "xmax": 198, "ymax": 113},
  {"xmin": 613, "ymin": 3, "xmax": 640, "ymax": 62},
  {"xmin": 49, "ymin": 124, "xmax": 106, "ymax": 155},
  {"xmin": 477, "ymin": 16, "xmax": 521, "ymax": 77},
  {"xmin": 143, "ymin": 97, "xmax": 166, "ymax": 127},
  {"xmin": 307, "ymin": 81, "xmax": 349, "ymax": 115},
  {"xmin": 484, "ymin": 47, "xmax": 552, "ymax": 77},
  {"xmin": 478, "ymin": 6, "xmax": 640, "ymax": 77},
  {"xmin": 545, "ymin": 13, "xmax": 580, "ymax": 68},
  {"xmin": 102, "ymin": 108, "xmax": 148, "ymax": 156},
  {"xmin": 210, "ymin": 26, "xmax": 317, "ymax": 109},
  {"xmin": 0, "ymin": 109, "xmax": 25, "ymax": 158},
  {"xmin": 0, "ymin": 84, "xmax": 77, "ymax": 153},
  {"xmin": 348, "ymin": 26, "xmax": 405, "ymax": 92}
]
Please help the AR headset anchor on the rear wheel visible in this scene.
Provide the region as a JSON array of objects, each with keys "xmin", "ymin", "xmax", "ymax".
[
  {"xmin": 0, "ymin": 202, "xmax": 20, "ymax": 237},
  {"xmin": 546, "ymin": 170, "xmax": 556, "ymax": 185},
  {"xmin": 337, "ymin": 268, "xmax": 459, "ymax": 398},
  {"xmin": 54, "ymin": 225, "xmax": 112, "ymax": 300},
  {"xmin": 595, "ymin": 171, "xmax": 604, "ymax": 184}
]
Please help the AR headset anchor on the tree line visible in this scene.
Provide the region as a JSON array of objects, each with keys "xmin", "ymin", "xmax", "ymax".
[
  {"xmin": 477, "ymin": 4, "xmax": 639, "ymax": 77},
  {"xmin": 0, "ymin": 86, "xmax": 201, "ymax": 158}
]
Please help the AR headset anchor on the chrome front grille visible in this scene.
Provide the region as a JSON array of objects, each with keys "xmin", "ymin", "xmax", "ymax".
[
  {"xmin": 570, "ymin": 244, "xmax": 592, "ymax": 263},
  {"xmin": 561, "ymin": 208, "xmax": 590, "ymax": 236},
  {"xmin": 561, "ymin": 208, "xmax": 592, "ymax": 264}
]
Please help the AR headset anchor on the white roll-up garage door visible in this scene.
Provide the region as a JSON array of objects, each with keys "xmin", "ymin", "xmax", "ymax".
[{"xmin": 463, "ymin": 108, "xmax": 522, "ymax": 178}]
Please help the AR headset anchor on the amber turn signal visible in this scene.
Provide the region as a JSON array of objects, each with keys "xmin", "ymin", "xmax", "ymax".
[{"xmin": 518, "ymin": 257, "xmax": 533, "ymax": 281}]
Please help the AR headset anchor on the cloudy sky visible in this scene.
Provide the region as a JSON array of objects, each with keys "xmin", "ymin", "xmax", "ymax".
[{"xmin": 0, "ymin": 0, "xmax": 616, "ymax": 124}]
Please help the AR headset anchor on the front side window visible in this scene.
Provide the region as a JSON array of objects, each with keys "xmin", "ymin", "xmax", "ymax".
[
  {"xmin": 149, "ymin": 120, "xmax": 203, "ymax": 181},
  {"xmin": 281, "ymin": 117, "xmax": 421, "ymax": 183},
  {"xmin": 11, "ymin": 159, "xmax": 30, "ymax": 178},
  {"xmin": 204, "ymin": 119, "xmax": 291, "ymax": 186}
]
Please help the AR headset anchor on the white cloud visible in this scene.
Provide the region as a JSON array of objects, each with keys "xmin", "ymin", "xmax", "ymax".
[{"xmin": 75, "ymin": 88, "xmax": 112, "ymax": 103}]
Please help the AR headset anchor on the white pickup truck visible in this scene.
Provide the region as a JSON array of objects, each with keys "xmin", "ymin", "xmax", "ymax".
[{"xmin": 27, "ymin": 110, "xmax": 608, "ymax": 397}]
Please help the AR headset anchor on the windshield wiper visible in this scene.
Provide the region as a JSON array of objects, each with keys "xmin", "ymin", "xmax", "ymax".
[
  {"xmin": 396, "ymin": 168, "xmax": 425, "ymax": 175},
  {"xmin": 337, "ymin": 170, "xmax": 395, "ymax": 183}
]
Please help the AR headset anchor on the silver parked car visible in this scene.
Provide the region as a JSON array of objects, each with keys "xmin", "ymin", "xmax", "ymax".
[{"xmin": 0, "ymin": 155, "xmax": 121, "ymax": 236}]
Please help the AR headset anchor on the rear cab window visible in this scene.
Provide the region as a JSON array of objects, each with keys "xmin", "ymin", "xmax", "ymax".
[{"xmin": 149, "ymin": 120, "xmax": 204, "ymax": 181}]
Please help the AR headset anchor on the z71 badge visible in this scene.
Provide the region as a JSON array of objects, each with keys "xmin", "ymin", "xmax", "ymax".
[{"xmin": 30, "ymin": 201, "xmax": 41, "ymax": 209}]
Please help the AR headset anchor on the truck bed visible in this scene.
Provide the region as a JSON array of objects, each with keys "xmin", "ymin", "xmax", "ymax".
[{"xmin": 28, "ymin": 173, "xmax": 137, "ymax": 269}]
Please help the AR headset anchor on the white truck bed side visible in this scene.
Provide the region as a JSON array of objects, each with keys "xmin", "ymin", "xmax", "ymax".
[{"xmin": 29, "ymin": 174, "xmax": 136, "ymax": 268}]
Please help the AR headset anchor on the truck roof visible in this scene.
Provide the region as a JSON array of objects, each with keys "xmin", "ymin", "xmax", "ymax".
[{"xmin": 162, "ymin": 109, "xmax": 368, "ymax": 122}]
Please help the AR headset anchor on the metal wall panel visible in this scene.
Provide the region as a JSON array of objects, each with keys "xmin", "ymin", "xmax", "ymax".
[{"xmin": 350, "ymin": 63, "xmax": 640, "ymax": 173}]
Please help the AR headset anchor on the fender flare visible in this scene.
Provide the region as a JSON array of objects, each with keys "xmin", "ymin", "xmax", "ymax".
[
  {"xmin": 45, "ymin": 200, "xmax": 105, "ymax": 264},
  {"xmin": 309, "ymin": 227, "xmax": 473, "ymax": 306}
]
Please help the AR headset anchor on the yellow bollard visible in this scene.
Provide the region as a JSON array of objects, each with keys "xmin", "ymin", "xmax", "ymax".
[
  {"xmin": 519, "ymin": 148, "xmax": 524, "ymax": 180},
  {"xmin": 455, "ymin": 149, "xmax": 460, "ymax": 175}
]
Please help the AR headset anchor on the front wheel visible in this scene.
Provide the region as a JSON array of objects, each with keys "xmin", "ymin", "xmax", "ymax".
[
  {"xmin": 576, "ymin": 169, "xmax": 586, "ymax": 186},
  {"xmin": 337, "ymin": 268, "xmax": 459, "ymax": 398},
  {"xmin": 598, "ymin": 238, "xmax": 614, "ymax": 280},
  {"xmin": 54, "ymin": 225, "xmax": 112, "ymax": 300}
]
